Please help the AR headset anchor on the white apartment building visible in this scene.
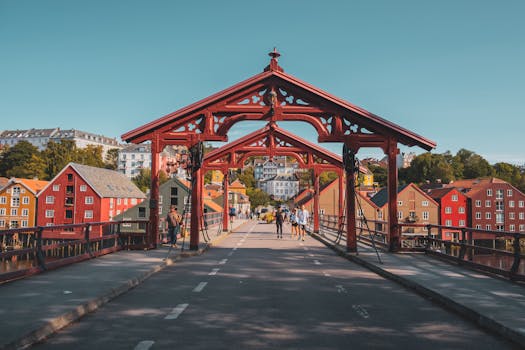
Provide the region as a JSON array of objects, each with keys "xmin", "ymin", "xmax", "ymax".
[
  {"xmin": 118, "ymin": 144, "xmax": 183, "ymax": 178},
  {"xmin": 0, "ymin": 128, "xmax": 121, "ymax": 158},
  {"xmin": 264, "ymin": 174, "xmax": 299, "ymax": 200}
]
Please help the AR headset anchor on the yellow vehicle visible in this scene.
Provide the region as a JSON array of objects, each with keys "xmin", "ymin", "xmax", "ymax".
[{"xmin": 265, "ymin": 211, "xmax": 275, "ymax": 223}]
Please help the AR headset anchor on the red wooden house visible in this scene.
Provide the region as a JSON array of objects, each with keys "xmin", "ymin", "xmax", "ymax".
[
  {"xmin": 37, "ymin": 163, "xmax": 146, "ymax": 238},
  {"xmin": 427, "ymin": 187, "xmax": 468, "ymax": 242}
]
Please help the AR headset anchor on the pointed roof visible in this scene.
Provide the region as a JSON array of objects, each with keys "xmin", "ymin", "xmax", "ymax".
[
  {"xmin": 39, "ymin": 163, "xmax": 145, "ymax": 199},
  {"xmin": 427, "ymin": 187, "xmax": 457, "ymax": 201},
  {"xmin": 370, "ymin": 184, "xmax": 410, "ymax": 208},
  {"xmin": 230, "ymin": 179, "xmax": 246, "ymax": 188},
  {"xmin": 122, "ymin": 53, "xmax": 436, "ymax": 151},
  {"xmin": 4, "ymin": 178, "xmax": 49, "ymax": 195}
]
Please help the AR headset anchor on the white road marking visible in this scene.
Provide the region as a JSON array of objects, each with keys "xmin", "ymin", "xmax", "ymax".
[
  {"xmin": 219, "ymin": 259, "xmax": 228, "ymax": 265},
  {"xmin": 233, "ymin": 247, "xmax": 238, "ymax": 251},
  {"xmin": 134, "ymin": 340, "xmax": 155, "ymax": 350},
  {"xmin": 308, "ymin": 253, "xmax": 314, "ymax": 257},
  {"xmin": 63, "ymin": 290, "xmax": 72, "ymax": 294},
  {"xmin": 227, "ymin": 251, "xmax": 233, "ymax": 256},
  {"xmin": 335, "ymin": 285, "xmax": 348, "ymax": 294},
  {"xmin": 209, "ymin": 268, "xmax": 220, "ymax": 275},
  {"xmin": 352, "ymin": 305, "xmax": 370, "ymax": 319},
  {"xmin": 193, "ymin": 282, "xmax": 208, "ymax": 292},
  {"xmin": 165, "ymin": 303, "xmax": 189, "ymax": 320},
  {"xmin": 314, "ymin": 260, "xmax": 321, "ymax": 265},
  {"xmin": 323, "ymin": 272, "xmax": 331, "ymax": 277}
]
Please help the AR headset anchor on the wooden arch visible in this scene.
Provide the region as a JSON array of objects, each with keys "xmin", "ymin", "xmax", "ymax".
[
  {"xmin": 203, "ymin": 121, "xmax": 345, "ymax": 236},
  {"xmin": 122, "ymin": 50, "xmax": 436, "ymax": 252}
]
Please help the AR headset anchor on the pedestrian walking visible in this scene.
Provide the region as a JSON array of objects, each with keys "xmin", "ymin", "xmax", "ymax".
[
  {"xmin": 275, "ymin": 208, "xmax": 284, "ymax": 238},
  {"xmin": 297, "ymin": 205, "xmax": 310, "ymax": 241},
  {"xmin": 166, "ymin": 205, "xmax": 182, "ymax": 247},
  {"xmin": 289, "ymin": 207, "xmax": 299, "ymax": 238}
]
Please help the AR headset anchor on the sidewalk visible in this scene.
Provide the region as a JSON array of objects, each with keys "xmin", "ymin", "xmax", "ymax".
[
  {"xmin": 0, "ymin": 220, "xmax": 247, "ymax": 350},
  {"xmin": 312, "ymin": 232, "xmax": 525, "ymax": 347}
]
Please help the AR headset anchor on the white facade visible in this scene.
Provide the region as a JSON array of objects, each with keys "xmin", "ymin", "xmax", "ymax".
[
  {"xmin": 118, "ymin": 144, "xmax": 152, "ymax": 178},
  {"xmin": 0, "ymin": 128, "xmax": 121, "ymax": 158},
  {"xmin": 265, "ymin": 175, "xmax": 299, "ymax": 200}
]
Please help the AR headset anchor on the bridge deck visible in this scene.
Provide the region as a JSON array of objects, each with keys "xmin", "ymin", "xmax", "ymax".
[{"xmin": 1, "ymin": 219, "xmax": 524, "ymax": 349}]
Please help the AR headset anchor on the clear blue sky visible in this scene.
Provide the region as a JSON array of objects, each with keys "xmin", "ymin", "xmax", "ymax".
[{"xmin": 1, "ymin": 0, "xmax": 524, "ymax": 165}]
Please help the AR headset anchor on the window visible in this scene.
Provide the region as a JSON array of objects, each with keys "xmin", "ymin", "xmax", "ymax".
[
  {"xmin": 476, "ymin": 224, "xmax": 482, "ymax": 230},
  {"xmin": 11, "ymin": 197, "xmax": 20, "ymax": 207},
  {"xmin": 0, "ymin": 220, "xmax": 4, "ymax": 227},
  {"xmin": 445, "ymin": 207, "xmax": 452, "ymax": 214},
  {"xmin": 459, "ymin": 220, "xmax": 465, "ymax": 227},
  {"xmin": 12, "ymin": 186, "xmax": 20, "ymax": 195},
  {"xmin": 117, "ymin": 198, "xmax": 122, "ymax": 205},
  {"xmin": 10, "ymin": 208, "xmax": 17, "ymax": 216},
  {"xmin": 509, "ymin": 201, "xmax": 515, "ymax": 208},
  {"xmin": 496, "ymin": 225, "xmax": 504, "ymax": 231},
  {"xmin": 398, "ymin": 201, "xmax": 403, "ymax": 206},
  {"xmin": 67, "ymin": 173, "xmax": 73, "ymax": 181},
  {"xmin": 45, "ymin": 210, "xmax": 54, "ymax": 218},
  {"xmin": 445, "ymin": 220, "xmax": 452, "ymax": 226},
  {"xmin": 53, "ymin": 184, "xmax": 60, "ymax": 191},
  {"xmin": 508, "ymin": 189, "xmax": 513, "ymax": 197},
  {"xmin": 486, "ymin": 212, "xmax": 491, "ymax": 219},
  {"xmin": 84, "ymin": 210, "xmax": 93, "ymax": 219},
  {"xmin": 486, "ymin": 224, "xmax": 491, "ymax": 230},
  {"xmin": 0, "ymin": 208, "xmax": 4, "ymax": 216},
  {"xmin": 520, "ymin": 212, "xmax": 525, "ymax": 220},
  {"xmin": 124, "ymin": 198, "xmax": 128, "ymax": 205},
  {"xmin": 66, "ymin": 185, "xmax": 74, "ymax": 194},
  {"xmin": 496, "ymin": 213, "xmax": 504, "ymax": 224},
  {"xmin": 510, "ymin": 212, "xmax": 515, "ymax": 220},
  {"xmin": 520, "ymin": 224, "xmax": 525, "ymax": 232},
  {"xmin": 397, "ymin": 211, "xmax": 403, "ymax": 219},
  {"xmin": 475, "ymin": 200, "xmax": 481, "ymax": 207},
  {"xmin": 458, "ymin": 207, "xmax": 465, "ymax": 214},
  {"xmin": 138, "ymin": 207, "xmax": 146, "ymax": 218},
  {"xmin": 422, "ymin": 201, "xmax": 429, "ymax": 207},
  {"xmin": 22, "ymin": 209, "xmax": 29, "ymax": 217},
  {"xmin": 65, "ymin": 210, "xmax": 73, "ymax": 219},
  {"xmin": 496, "ymin": 201, "xmax": 504, "ymax": 211},
  {"xmin": 377, "ymin": 211, "xmax": 383, "ymax": 219},
  {"xmin": 0, "ymin": 196, "xmax": 6, "ymax": 204},
  {"xmin": 487, "ymin": 189, "xmax": 493, "ymax": 197},
  {"xmin": 476, "ymin": 212, "xmax": 481, "ymax": 219},
  {"xmin": 451, "ymin": 195, "xmax": 458, "ymax": 202},
  {"xmin": 46, "ymin": 196, "xmax": 54, "ymax": 204},
  {"xmin": 485, "ymin": 200, "xmax": 491, "ymax": 207},
  {"xmin": 496, "ymin": 189, "xmax": 503, "ymax": 199},
  {"xmin": 10, "ymin": 221, "xmax": 19, "ymax": 228},
  {"xmin": 21, "ymin": 220, "xmax": 28, "ymax": 228},
  {"xmin": 80, "ymin": 185, "xmax": 87, "ymax": 192},
  {"xmin": 65, "ymin": 197, "xmax": 74, "ymax": 206},
  {"xmin": 422, "ymin": 211, "xmax": 429, "ymax": 220},
  {"xmin": 510, "ymin": 224, "xmax": 515, "ymax": 232},
  {"xmin": 110, "ymin": 198, "xmax": 114, "ymax": 209},
  {"xmin": 22, "ymin": 197, "xmax": 30, "ymax": 204},
  {"xmin": 132, "ymin": 198, "xmax": 137, "ymax": 205},
  {"xmin": 519, "ymin": 201, "xmax": 524, "ymax": 208},
  {"xmin": 85, "ymin": 196, "xmax": 94, "ymax": 204}
]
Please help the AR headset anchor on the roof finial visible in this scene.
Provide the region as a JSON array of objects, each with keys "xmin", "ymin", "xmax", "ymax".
[{"xmin": 265, "ymin": 47, "xmax": 284, "ymax": 72}]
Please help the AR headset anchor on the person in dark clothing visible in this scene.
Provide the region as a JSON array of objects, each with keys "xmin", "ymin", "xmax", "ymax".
[
  {"xmin": 275, "ymin": 208, "xmax": 284, "ymax": 239},
  {"xmin": 166, "ymin": 205, "xmax": 181, "ymax": 247}
]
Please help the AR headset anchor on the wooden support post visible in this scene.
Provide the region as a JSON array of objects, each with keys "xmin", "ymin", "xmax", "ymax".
[
  {"xmin": 338, "ymin": 171, "xmax": 344, "ymax": 230},
  {"xmin": 190, "ymin": 165, "xmax": 202, "ymax": 251},
  {"xmin": 223, "ymin": 171, "xmax": 230, "ymax": 232},
  {"xmin": 313, "ymin": 171, "xmax": 320, "ymax": 233},
  {"xmin": 149, "ymin": 135, "xmax": 161, "ymax": 249},
  {"xmin": 344, "ymin": 146, "xmax": 357, "ymax": 252},
  {"xmin": 387, "ymin": 139, "xmax": 400, "ymax": 252}
]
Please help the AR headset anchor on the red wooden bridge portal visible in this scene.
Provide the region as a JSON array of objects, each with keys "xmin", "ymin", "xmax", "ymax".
[{"xmin": 121, "ymin": 49, "xmax": 436, "ymax": 252}]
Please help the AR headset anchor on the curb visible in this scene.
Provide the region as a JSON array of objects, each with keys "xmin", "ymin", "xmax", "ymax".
[
  {"xmin": 310, "ymin": 232, "xmax": 525, "ymax": 348},
  {"xmin": 1, "ymin": 227, "xmax": 239, "ymax": 350}
]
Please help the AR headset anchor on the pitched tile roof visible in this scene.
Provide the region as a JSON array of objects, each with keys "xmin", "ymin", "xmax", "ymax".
[
  {"xmin": 69, "ymin": 163, "xmax": 145, "ymax": 198},
  {"xmin": 426, "ymin": 187, "xmax": 455, "ymax": 200},
  {"xmin": 370, "ymin": 184, "xmax": 409, "ymax": 208}
]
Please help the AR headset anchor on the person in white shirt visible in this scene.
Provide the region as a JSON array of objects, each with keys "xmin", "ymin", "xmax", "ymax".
[{"xmin": 297, "ymin": 205, "xmax": 310, "ymax": 241}]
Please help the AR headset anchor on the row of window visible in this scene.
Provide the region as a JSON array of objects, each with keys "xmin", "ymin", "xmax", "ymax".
[
  {"xmin": 444, "ymin": 219, "xmax": 466, "ymax": 227},
  {"xmin": 475, "ymin": 200, "xmax": 524, "ymax": 208},
  {"xmin": 0, "ymin": 208, "xmax": 30, "ymax": 216},
  {"xmin": 52, "ymin": 184, "xmax": 88, "ymax": 192},
  {"xmin": 487, "ymin": 189, "xmax": 514, "ymax": 198},
  {"xmin": 0, "ymin": 196, "xmax": 31, "ymax": 206},
  {"xmin": 45, "ymin": 196, "xmax": 94, "ymax": 204},
  {"xmin": 397, "ymin": 211, "xmax": 430, "ymax": 220},
  {"xmin": 474, "ymin": 224, "xmax": 525, "ymax": 232},
  {"xmin": 444, "ymin": 206, "xmax": 465, "ymax": 214},
  {"xmin": 45, "ymin": 210, "xmax": 94, "ymax": 219},
  {"xmin": 474, "ymin": 212, "xmax": 525, "ymax": 220},
  {"xmin": 398, "ymin": 200, "xmax": 432, "ymax": 206},
  {"xmin": 0, "ymin": 220, "xmax": 28, "ymax": 228}
]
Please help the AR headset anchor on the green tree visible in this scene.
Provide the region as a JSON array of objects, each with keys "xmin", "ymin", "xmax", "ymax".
[
  {"xmin": 319, "ymin": 171, "xmax": 338, "ymax": 187},
  {"xmin": 246, "ymin": 187, "xmax": 271, "ymax": 209},
  {"xmin": 104, "ymin": 148, "xmax": 120, "ymax": 170},
  {"xmin": 42, "ymin": 140, "xmax": 78, "ymax": 179},
  {"xmin": 7, "ymin": 153, "xmax": 47, "ymax": 179},
  {"xmin": 77, "ymin": 145, "xmax": 105, "ymax": 168},
  {"xmin": 452, "ymin": 149, "xmax": 493, "ymax": 179},
  {"xmin": 237, "ymin": 167, "xmax": 255, "ymax": 188},
  {"xmin": 493, "ymin": 162, "xmax": 521, "ymax": 185},
  {"xmin": 131, "ymin": 168, "xmax": 169, "ymax": 192},
  {"xmin": 368, "ymin": 164, "xmax": 387, "ymax": 187},
  {"xmin": 0, "ymin": 141, "xmax": 41, "ymax": 177},
  {"xmin": 399, "ymin": 152, "xmax": 454, "ymax": 184}
]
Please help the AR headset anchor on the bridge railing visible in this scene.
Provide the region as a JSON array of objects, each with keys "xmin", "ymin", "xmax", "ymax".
[
  {"xmin": 0, "ymin": 220, "xmax": 148, "ymax": 283},
  {"xmin": 417, "ymin": 224, "xmax": 525, "ymax": 281}
]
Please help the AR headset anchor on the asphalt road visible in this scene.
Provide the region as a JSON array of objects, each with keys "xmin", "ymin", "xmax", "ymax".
[{"xmin": 32, "ymin": 221, "xmax": 517, "ymax": 349}]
